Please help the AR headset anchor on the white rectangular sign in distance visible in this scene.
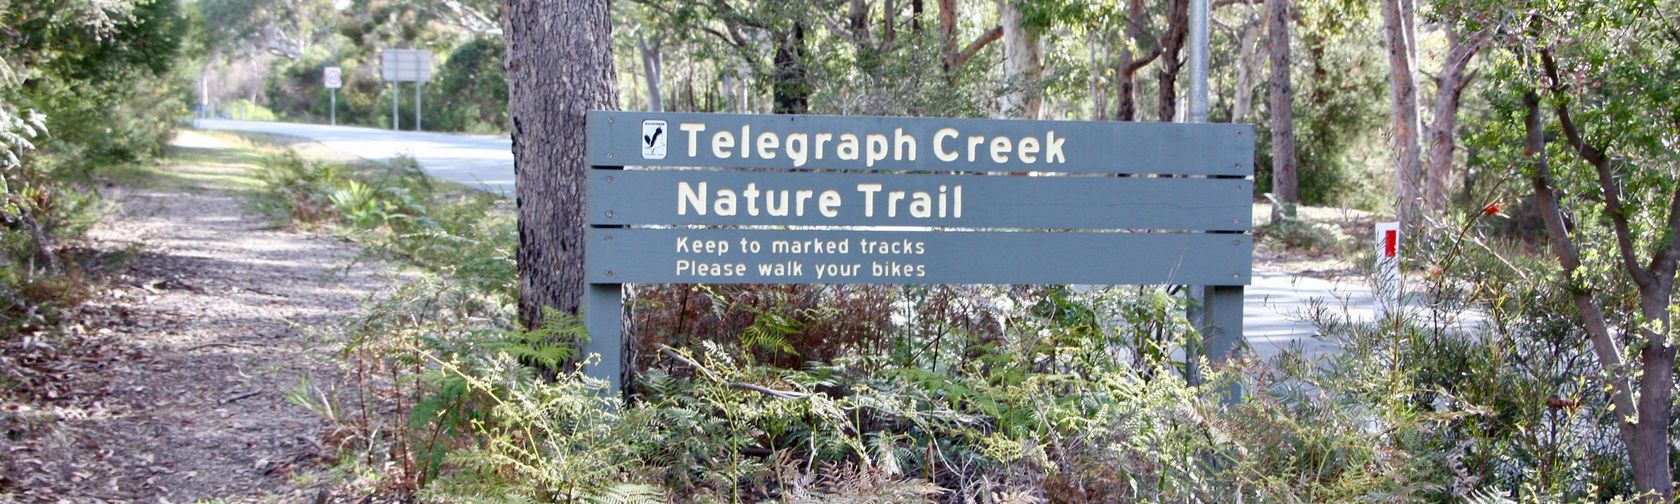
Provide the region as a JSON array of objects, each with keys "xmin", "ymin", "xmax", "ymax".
[
  {"xmin": 323, "ymin": 67, "xmax": 342, "ymax": 88},
  {"xmin": 379, "ymin": 50, "xmax": 433, "ymax": 82}
]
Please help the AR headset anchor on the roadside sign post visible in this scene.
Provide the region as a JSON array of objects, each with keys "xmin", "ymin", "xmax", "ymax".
[
  {"xmin": 580, "ymin": 111, "xmax": 1255, "ymax": 394},
  {"xmin": 1374, "ymin": 221, "xmax": 1401, "ymax": 317},
  {"xmin": 380, "ymin": 49, "xmax": 432, "ymax": 131},
  {"xmin": 323, "ymin": 66, "xmax": 342, "ymax": 126}
]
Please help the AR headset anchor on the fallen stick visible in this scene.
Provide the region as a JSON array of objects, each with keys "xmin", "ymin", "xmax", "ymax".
[{"xmin": 222, "ymin": 390, "xmax": 262, "ymax": 404}]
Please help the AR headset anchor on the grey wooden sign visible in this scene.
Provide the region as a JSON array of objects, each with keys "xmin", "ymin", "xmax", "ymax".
[{"xmin": 581, "ymin": 110, "xmax": 1254, "ymax": 393}]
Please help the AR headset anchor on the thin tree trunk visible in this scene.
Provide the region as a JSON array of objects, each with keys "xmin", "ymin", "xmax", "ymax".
[
  {"xmin": 1156, "ymin": 0, "xmax": 1189, "ymax": 122},
  {"xmin": 1090, "ymin": 30, "xmax": 1108, "ymax": 120},
  {"xmin": 1114, "ymin": 0, "xmax": 1157, "ymax": 121},
  {"xmin": 772, "ymin": 24, "xmax": 809, "ymax": 114},
  {"xmin": 938, "ymin": 0, "xmax": 956, "ymax": 72},
  {"xmin": 911, "ymin": 0, "xmax": 923, "ymax": 32},
  {"xmin": 1266, "ymin": 0, "xmax": 1297, "ymax": 213},
  {"xmin": 1381, "ymin": 0, "xmax": 1422, "ymax": 228},
  {"xmin": 1230, "ymin": 8, "xmax": 1263, "ymax": 122},
  {"xmin": 996, "ymin": 0, "xmax": 1042, "ymax": 119},
  {"xmin": 882, "ymin": 0, "xmax": 896, "ymax": 48},
  {"xmin": 638, "ymin": 35, "xmax": 664, "ymax": 112},
  {"xmin": 1422, "ymin": 29, "xmax": 1482, "ymax": 212},
  {"xmin": 504, "ymin": 0, "xmax": 617, "ymax": 328}
]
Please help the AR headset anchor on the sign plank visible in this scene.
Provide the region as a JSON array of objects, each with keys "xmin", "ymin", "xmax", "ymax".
[
  {"xmin": 585, "ymin": 229, "xmax": 1252, "ymax": 286},
  {"xmin": 587, "ymin": 111, "xmax": 1254, "ymax": 176},
  {"xmin": 588, "ymin": 169, "xmax": 1252, "ymax": 231}
]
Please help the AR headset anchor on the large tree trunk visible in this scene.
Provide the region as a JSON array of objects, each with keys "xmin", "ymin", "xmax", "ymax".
[
  {"xmin": 996, "ymin": 0, "xmax": 1042, "ymax": 119},
  {"xmin": 1380, "ymin": 0, "xmax": 1422, "ymax": 228},
  {"xmin": 1421, "ymin": 29, "xmax": 1482, "ymax": 212},
  {"xmin": 638, "ymin": 35, "xmax": 664, "ymax": 112},
  {"xmin": 1156, "ymin": 0, "xmax": 1189, "ymax": 122},
  {"xmin": 504, "ymin": 0, "xmax": 617, "ymax": 329},
  {"xmin": 1266, "ymin": 0, "xmax": 1297, "ymax": 212}
]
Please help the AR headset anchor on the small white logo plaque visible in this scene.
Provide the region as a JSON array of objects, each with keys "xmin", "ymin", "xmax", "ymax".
[{"xmin": 641, "ymin": 120, "xmax": 667, "ymax": 160}]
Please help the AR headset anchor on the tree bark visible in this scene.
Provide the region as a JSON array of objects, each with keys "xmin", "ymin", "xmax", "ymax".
[
  {"xmin": 1380, "ymin": 0, "xmax": 1422, "ymax": 229},
  {"xmin": 504, "ymin": 0, "xmax": 617, "ymax": 329},
  {"xmin": 1156, "ymin": 0, "xmax": 1189, "ymax": 122},
  {"xmin": 1422, "ymin": 29, "xmax": 1482, "ymax": 212},
  {"xmin": 637, "ymin": 35, "xmax": 664, "ymax": 112},
  {"xmin": 1266, "ymin": 0, "xmax": 1297, "ymax": 212},
  {"xmin": 996, "ymin": 0, "xmax": 1042, "ymax": 119}
]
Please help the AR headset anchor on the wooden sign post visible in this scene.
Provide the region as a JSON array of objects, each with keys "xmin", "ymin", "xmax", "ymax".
[{"xmin": 582, "ymin": 111, "xmax": 1254, "ymax": 392}]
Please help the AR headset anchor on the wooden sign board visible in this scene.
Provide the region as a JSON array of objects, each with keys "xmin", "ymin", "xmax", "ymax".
[{"xmin": 581, "ymin": 111, "xmax": 1255, "ymax": 392}]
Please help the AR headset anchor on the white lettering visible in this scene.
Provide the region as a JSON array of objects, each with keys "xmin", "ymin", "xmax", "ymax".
[
  {"xmin": 894, "ymin": 128, "xmax": 917, "ymax": 162},
  {"xmin": 838, "ymin": 134, "xmax": 860, "ymax": 160},
  {"xmin": 819, "ymin": 190, "xmax": 842, "ymax": 217},
  {"xmin": 680, "ymin": 123, "xmax": 706, "ymax": 157},
  {"xmin": 678, "ymin": 181, "xmax": 706, "ymax": 215},
  {"xmin": 933, "ymin": 128, "xmax": 959, "ymax": 162},
  {"xmin": 757, "ymin": 132, "xmax": 779, "ymax": 160},
  {"xmin": 1045, "ymin": 130, "xmax": 1066, "ymax": 163},
  {"xmin": 1018, "ymin": 136, "xmax": 1040, "ymax": 163},
  {"xmin": 712, "ymin": 131, "xmax": 734, "ymax": 159},
  {"xmin": 787, "ymin": 133, "xmax": 809, "ymax": 167},
  {"xmin": 865, "ymin": 134, "xmax": 888, "ymax": 167}
]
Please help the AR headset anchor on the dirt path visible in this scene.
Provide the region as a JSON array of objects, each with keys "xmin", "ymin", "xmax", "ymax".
[{"xmin": 1, "ymin": 132, "xmax": 389, "ymax": 502}]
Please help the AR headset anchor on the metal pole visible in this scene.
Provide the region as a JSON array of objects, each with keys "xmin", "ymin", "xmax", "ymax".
[
  {"xmin": 415, "ymin": 82, "xmax": 422, "ymax": 132},
  {"xmin": 1189, "ymin": 0, "xmax": 1210, "ymax": 124},
  {"xmin": 330, "ymin": 89, "xmax": 337, "ymax": 126},
  {"xmin": 391, "ymin": 83, "xmax": 398, "ymax": 130},
  {"xmin": 1186, "ymin": 0, "xmax": 1245, "ymax": 402}
]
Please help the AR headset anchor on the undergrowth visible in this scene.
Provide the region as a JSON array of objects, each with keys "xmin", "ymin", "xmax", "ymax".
[{"xmin": 260, "ymin": 153, "xmax": 1657, "ymax": 503}]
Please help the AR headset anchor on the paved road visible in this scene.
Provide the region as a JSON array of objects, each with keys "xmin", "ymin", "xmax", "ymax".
[
  {"xmin": 193, "ymin": 119, "xmax": 1385, "ymax": 357},
  {"xmin": 196, "ymin": 119, "xmax": 517, "ymax": 195}
]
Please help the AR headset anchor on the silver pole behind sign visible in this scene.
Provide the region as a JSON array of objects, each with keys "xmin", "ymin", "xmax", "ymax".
[
  {"xmin": 330, "ymin": 89, "xmax": 337, "ymax": 126},
  {"xmin": 391, "ymin": 83, "xmax": 398, "ymax": 130},
  {"xmin": 1189, "ymin": 0, "xmax": 1210, "ymax": 124},
  {"xmin": 416, "ymin": 82, "xmax": 422, "ymax": 132}
]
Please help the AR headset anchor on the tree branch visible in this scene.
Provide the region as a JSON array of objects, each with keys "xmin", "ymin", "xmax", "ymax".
[
  {"xmin": 1654, "ymin": 188, "xmax": 1680, "ymax": 279},
  {"xmin": 950, "ymin": 26, "xmax": 1002, "ymax": 69},
  {"xmin": 1522, "ymin": 90, "xmax": 1638, "ymax": 435},
  {"xmin": 1540, "ymin": 48, "xmax": 1653, "ymax": 290}
]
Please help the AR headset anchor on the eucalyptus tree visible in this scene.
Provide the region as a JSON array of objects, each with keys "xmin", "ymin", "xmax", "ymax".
[{"xmin": 1460, "ymin": 0, "xmax": 1680, "ymax": 498}]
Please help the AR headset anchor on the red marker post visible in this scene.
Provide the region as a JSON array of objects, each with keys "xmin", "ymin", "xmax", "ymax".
[{"xmin": 1374, "ymin": 221, "xmax": 1401, "ymax": 317}]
